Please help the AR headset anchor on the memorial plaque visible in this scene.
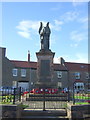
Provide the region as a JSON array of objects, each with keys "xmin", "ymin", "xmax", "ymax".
[
  {"xmin": 40, "ymin": 60, "xmax": 50, "ymax": 76},
  {"xmin": 39, "ymin": 60, "xmax": 51, "ymax": 82}
]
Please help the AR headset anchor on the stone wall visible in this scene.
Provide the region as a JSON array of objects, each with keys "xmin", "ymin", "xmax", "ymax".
[
  {"xmin": 0, "ymin": 104, "xmax": 23, "ymax": 119},
  {"xmin": 67, "ymin": 103, "xmax": 90, "ymax": 119}
]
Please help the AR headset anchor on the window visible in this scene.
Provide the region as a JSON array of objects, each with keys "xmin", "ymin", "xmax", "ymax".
[
  {"xmin": 86, "ymin": 72, "xmax": 90, "ymax": 79},
  {"xmin": 75, "ymin": 72, "xmax": 80, "ymax": 79},
  {"xmin": 12, "ymin": 81, "xmax": 17, "ymax": 87},
  {"xmin": 12, "ymin": 69, "xmax": 18, "ymax": 76},
  {"xmin": 21, "ymin": 69, "xmax": 26, "ymax": 77},
  {"xmin": 74, "ymin": 82, "xmax": 84, "ymax": 90},
  {"xmin": 57, "ymin": 71, "xmax": 62, "ymax": 78},
  {"xmin": 57, "ymin": 82, "xmax": 62, "ymax": 87}
]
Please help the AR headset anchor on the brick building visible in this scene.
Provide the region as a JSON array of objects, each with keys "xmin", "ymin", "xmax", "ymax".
[{"xmin": 0, "ymin": 47, "xmax": 90, "ymax": 92}]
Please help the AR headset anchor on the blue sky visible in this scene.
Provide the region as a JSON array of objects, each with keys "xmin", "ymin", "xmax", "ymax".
[{"xmin": 1, "ymin": 2, "xmax": 88, "ymax": 63}]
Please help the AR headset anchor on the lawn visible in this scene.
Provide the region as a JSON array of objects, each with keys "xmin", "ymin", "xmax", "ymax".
[
  {"xmin": 0, "ymin": 95, "xmax": 14, "ymax": 104},
  {"xmin": 74, "ymin": 94, "xmax": 90, "ymax": 100},
  {"xmin": 75, "ymin": 102, "xmax": 90, "ymax": 105}
]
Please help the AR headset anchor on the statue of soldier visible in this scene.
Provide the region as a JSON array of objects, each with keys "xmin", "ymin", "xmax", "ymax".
[{"xmin": 39, "ymin": 22, "xmax": 51, "ymax": 50}]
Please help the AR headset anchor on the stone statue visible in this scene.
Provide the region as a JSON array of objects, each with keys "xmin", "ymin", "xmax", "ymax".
[{"xmin": 39, "ymin": 22, "xmax": 51, "ymax": 50}]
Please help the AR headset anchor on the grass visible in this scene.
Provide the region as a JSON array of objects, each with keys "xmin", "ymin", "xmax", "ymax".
[
  {"xmin": 70, "ymin": 93, "xmax": 90, "ymax": 100},
  {"xmin": 0, "ymin": 95, "xmax": 19, "ymax": 104},
  {"xmin": 75, "ymin": 102, "xmax": 90, "ymax": 105},
  {"xmin": 0, "ymin": 101, "xmax": 13, "ymax": 104},
  {"xmin": 74, "ymin": 96, "xmax": 90, "ymax": 100},
  {"xmin": 19, "ymin": 104, "xmax": 29, "ymax": 109}
]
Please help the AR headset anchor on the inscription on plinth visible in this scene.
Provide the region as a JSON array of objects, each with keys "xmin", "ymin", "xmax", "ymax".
[
  {"xmin": 40, "ymin": 60, "xmax": 50, "ymax": 82},
  {"xmin": 36, "ymin": 50, "xmax": 55, "ymax": 88}
]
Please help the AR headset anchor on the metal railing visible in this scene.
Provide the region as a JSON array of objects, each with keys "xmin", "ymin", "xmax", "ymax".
[{"xmin": 0, "ymin": 87, "xmax": 22, "ymax": 104}]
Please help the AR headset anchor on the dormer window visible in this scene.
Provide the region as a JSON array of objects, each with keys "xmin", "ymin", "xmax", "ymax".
[
  {"xmin": 75, "ymin": 72, "xmax": 80, "ymax": 79},
  {"xmin": 57, "ymin": 71, "xmax": 62, "ymax": 78}
]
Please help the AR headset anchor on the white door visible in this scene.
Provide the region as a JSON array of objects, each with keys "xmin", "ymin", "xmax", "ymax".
[{"xmin": 18, "ymin": 82, "xmax": 29, "ymax": 91}]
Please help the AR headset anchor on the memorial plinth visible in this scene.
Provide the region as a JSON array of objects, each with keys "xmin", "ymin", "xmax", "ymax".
[
  {"xmin": 36, "ymin": 49, "xmax": 55, "ymax": 88},
  {"xmin": 35, "ymin": 22, "xmax": 56, "ymax": 88}
]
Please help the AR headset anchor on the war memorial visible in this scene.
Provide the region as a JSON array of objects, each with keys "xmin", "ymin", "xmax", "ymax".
[
  {"xmin": 0, "ymin": 22, "xmax": 90, "ymax": 120},
  {"xmin": 36, "ymin": 22, "xmax": 55, "ymax": 88}
]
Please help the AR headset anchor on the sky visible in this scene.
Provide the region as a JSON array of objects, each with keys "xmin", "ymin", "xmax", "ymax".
[{"xmin": 0, "ymin": 1, "xmax": 89, "ymax": 63}]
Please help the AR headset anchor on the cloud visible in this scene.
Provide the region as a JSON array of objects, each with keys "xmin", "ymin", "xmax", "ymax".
[
  {"xmin": 60, "ymin": 11, "xmax": 79, "ymax": 22},
  {"xmin": 72, "ymin": 1, "xmax": 86, "ymax": 7},
  {"xmin": 70, "ymin": 31, "xmax": 86, "ymax": 42},
  {"xmin": 79, "ymin": 17, "xmax": 88, "ymax": 23},
  {"xmin": 60, "ymin": 53, "xmax": 88, "ymax": 63},
  {"xmin": 16, "ymin": 20, "xmax": 64, "ymax": 39},
  {"xmin": 16, "ymin": 20, "xmax": 40, "ymax": 39},
  {"xmin": 54, "ymin": 57, "xmax": 61, "ymax": 63},
  {"xmin": 78, "ymin": 17, "xmax": 88, "ymax": 29},
  {"xmin": 70, "ymin": 43, "xmax": 78, "ymax": 47},
  {"xmin": 18, "ymin": 31, "xmax": 31, "ymax": 39},
  {"xmin": 50, "ymin": 4, "xmax": 62, "ymax": 11},
  {"xmin": 70, "ymin": 30, "xmax": 87, "ymax": 48},
  {"xmin": 54, "ymin": 20, "xmax": 63, "ymax": 26},
  {"xmin": 74, "ymin": 53, "xmax": 88, "ymax": 63},
  {"xmin": 16, "ymin": 20, "xmax": 39, "ymax": 31},
  {"xmin": 51, "ymin": 20, "xmax": 63, "ymax": 31}
]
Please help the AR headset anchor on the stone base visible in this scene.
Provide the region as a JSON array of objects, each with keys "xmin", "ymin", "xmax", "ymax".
[
  {"xmin": 67, "ymin": 103, "xmax": 90, "ymax": 119},
  {"xmin": 36, "ymin": 49, "xmax": 55, "ymax": 88},
  {"xmin": 0, "ymin": 104, "xmax": 23, "ymax": 119}
]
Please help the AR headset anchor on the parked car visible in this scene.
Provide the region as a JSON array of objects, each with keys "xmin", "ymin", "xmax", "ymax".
[{"xmin": 0, "ymin": 86, "xmax": 15, "ymax": 95}]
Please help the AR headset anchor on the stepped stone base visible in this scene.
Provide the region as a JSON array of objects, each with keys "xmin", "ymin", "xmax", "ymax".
[{"xmin": 21, "ymin": 109, "xmax": 68, "ymax": 120}]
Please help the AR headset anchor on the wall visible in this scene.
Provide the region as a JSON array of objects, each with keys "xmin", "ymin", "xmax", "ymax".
[
  {"xmin": 0, "ymin": 48, "xmax": 3, "ymax": 87},
  {"xmin": 67, "ymin": 103, "xmax": 90, "ymax": 119},
  {"xmin": 0, "ymin": 104, "xmax": 23, "ymax": 119},
  {"xmin": 1, "ymin": 48, "xmax": 14, "ymax": 87},
  {"xmin": 53, "ymin": 71, "xmax": 68, "ymax": 89},
  {"xmin": 68, "ymin": 71, "xmax": 90, "ymax": 90}
]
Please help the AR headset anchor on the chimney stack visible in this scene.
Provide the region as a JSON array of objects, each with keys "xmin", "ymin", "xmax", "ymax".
[
  {"xmin": 28, "ymin": 50, "xmax": 30, "ymax": 62},
  {"xmin": 60, "ymin": 57, "xmax": 65, "ymax": 65}
]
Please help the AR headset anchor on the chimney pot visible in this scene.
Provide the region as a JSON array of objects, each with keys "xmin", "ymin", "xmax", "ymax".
[{"xmin": 28, "ymin": 50, "xmax": 30, "ymax": 62}]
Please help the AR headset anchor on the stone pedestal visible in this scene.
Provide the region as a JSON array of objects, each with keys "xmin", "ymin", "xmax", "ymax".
[{"xmin": 36, "ymin": 49, "xmax": 56, "ymax": 88}]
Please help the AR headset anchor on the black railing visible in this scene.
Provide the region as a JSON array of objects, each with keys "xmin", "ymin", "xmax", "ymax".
[
  {"xmin": 0, "ymin": 87, "xmax": 22, "ymax": 104},
  {"xmin": 69, "ymin": 87, "xmax": 90, "ymax": 104}
]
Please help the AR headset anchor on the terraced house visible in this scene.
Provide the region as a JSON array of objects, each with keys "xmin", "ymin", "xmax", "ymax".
[{"xmin": 0, "ymin": 47, "xmax": 90, "ymax": 92}]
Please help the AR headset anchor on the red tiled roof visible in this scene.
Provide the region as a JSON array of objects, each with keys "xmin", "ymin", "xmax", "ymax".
[
  {"xmin": 11, "ymin": 60, "xmax": 37, "ymax": 69},
  {"xmin": 54, "ymin": 64, "xmax": 67, "ymax": 71},
  {"xmin": 10, "ymin": 60, "xmax": 67, "ymax": 71},
  {"xmin": 10, "ymin": 60, "xmax": 90, "ymax": 72},
  {"xmin": 65, "ymin": 62, "xmax": 90, "ymax": 72}
]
